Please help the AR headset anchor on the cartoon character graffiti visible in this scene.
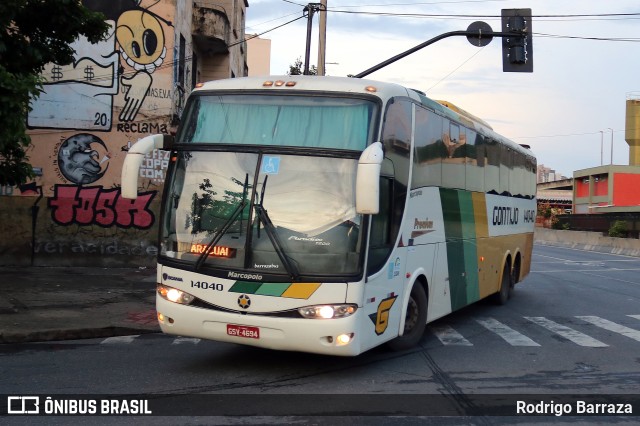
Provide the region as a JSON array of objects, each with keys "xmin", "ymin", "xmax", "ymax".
[
  {"xmin": 112, "ymin": 1, "xmax": 172, "ymax": 122},
  {"xmin": 27, "ymin": 0, "xmax": 173, "ymax": 130},
  {"xmin": 57, "ymin": 133, "xmax": 110, "ymax": 185}
]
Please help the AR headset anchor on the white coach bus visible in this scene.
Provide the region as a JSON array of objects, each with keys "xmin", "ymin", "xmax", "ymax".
[{"xmin": 121, "ymin": 75, "xmax": 536, "ymax": 356}]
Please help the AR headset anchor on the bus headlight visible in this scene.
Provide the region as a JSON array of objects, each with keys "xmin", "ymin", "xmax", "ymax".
[
  {"xmin": 157, "ymin": 284, "xmax": 195, "ymax": 305},
  {"xmin": 298, "ymin": 304, "xmax": 357, "ymax": 319}
]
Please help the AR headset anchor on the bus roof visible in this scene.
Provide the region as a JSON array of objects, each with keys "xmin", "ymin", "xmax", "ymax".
[{"xmin": 193, "ymin": 75, "xmax": 533, "ymax": 158}]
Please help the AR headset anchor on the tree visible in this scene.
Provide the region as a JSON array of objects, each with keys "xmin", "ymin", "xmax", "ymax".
[
  {"xmin": 0, "ymin": 0, "xmax": 110, "ymax": 186},
  {"xmin": 288, "ymin": 57, "xmax": 317, "ymax": 76}
]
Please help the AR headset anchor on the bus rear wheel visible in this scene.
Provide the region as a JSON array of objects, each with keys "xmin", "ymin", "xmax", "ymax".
[
  {"xmin": 387, "ymin": 282, "xmax": 427, "ymax": 351},
  {"xmin": 493, "ymin": 263, "xmax": 512, "ymax": 305}
]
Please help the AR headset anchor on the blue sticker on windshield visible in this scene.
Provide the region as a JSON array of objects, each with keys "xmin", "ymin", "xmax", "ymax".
[{"xmin": 261, "ymin": 156, "xmax": 281, "ymax": 175}]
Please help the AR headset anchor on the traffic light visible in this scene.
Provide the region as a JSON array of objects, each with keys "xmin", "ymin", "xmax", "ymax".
[{"xmin": 501, "ymin": 8, "xmax": 533, "ymax": 72}]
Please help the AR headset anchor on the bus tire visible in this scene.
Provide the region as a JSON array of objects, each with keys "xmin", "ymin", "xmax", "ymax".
[
  {"xmin": 387, "ymin": 282, "xmax": 427, "ymax": 351},
  {"xmin": 493, "ymin": 263, "xmax": 512, "ymax": 305}
]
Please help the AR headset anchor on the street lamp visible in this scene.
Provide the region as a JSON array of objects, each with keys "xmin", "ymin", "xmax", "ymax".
[
  {"xmin": 599, "ymin": 130, "xmax": 603, "ymax": 166},
  {"xmin": 607, "ymin": 128, "xmax": 614, "ymax": 165}
]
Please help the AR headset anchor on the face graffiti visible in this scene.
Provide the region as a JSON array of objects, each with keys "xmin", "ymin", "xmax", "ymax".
[
  {"xmin": 56, "ymin": 134, "xmax": 110, "ymax": 185},
  {"xmin": 116, "ymin": 9, "xmax": 167, "ymax": 73}
]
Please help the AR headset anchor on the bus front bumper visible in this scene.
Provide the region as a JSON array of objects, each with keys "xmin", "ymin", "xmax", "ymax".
[{"xmin": 156, "ymin": 296, "xmax": 363, "ymax": 356}]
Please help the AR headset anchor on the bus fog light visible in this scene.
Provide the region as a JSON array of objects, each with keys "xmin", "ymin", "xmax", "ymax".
[
  {"xmin": 157, "ymin": 312, "xmax": 174, "ymax": 324},
  {"xmin": 298, "ymin": 304, "xmax": 357, "ymax": 319},
  {"xmin": 157, "ymin": 284, "xmax": 195, "ymax": 305},
  {"xmin": 336, "ymin": 333, "xmax": 354, "ymax": 346}
]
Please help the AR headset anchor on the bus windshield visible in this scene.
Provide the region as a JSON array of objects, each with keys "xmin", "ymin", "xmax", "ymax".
[
  {"xmin": 176, "ymin": 94, "xmax": 378, "ymax": 151},
  {"xmin": 161, "ymin": 151, "xmax": 363, "ymax": 279}
]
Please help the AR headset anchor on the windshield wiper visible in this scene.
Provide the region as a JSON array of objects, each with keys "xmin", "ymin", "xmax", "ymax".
[
  {"xmin": 254, "ymin": 175, "xmax": 301, "ymax": 281},
  {"xmin": 195, "ymin": 174, "xmax": 249, "ymax": 270}
]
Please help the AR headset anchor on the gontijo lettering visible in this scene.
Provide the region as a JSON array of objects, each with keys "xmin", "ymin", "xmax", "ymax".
[{"xmin": 493, "ymin": 206, "xmax": 519, "ymax": 226}]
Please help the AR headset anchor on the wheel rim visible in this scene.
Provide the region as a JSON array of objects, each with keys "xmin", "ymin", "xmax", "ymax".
[{"xmin": 404, "ymin": 296, "xmax": 419, "ymax": 333}]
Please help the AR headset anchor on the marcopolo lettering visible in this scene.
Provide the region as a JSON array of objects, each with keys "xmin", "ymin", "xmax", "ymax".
[
  {"xmin": 228, "ymin": 271, "xmax": 263, "ymax": 281},
  {"xmin": 493, "ymin": 206, "xmax": 519, "ymax": 226}
]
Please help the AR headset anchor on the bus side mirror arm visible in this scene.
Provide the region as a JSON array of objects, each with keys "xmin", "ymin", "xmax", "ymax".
[
  {"xmin": 121, "ymin": 134, "xmax": 174, "ymax": 199},
  {"xmin": 356, "ymin": 142, "xmax": 384, "ymax": 214}
]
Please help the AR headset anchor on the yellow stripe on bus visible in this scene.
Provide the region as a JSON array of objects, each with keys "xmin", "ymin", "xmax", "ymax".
[
  {"xmin": 471, "ymin": 192, "xmax": 489, "ymax": 238},
  {"xmin": 281, "ymin": 283, "xmax": 322, "ymax": 299}
]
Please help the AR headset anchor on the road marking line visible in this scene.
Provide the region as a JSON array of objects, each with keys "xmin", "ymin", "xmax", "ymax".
[
  {"xmin": 428, "ymin": 324, "xmax": 473, "ymax": 346},
  {"xmin": 524, "ymin": 317, "xmax": 608, "ymax": 347},
  {"xmin": 531, "ymin": 268, "xmax": 640, "ymax": 274},
  {"xmin": 577, "ymin": 316, "xmax": 640, "ymax": 342},
  {"xmin": 475, "ymin": 317, "xmax": 540, "ymax": 346},
  {"xmin": 628, "ymin": 315, "xmax": 640, "ymax": 321},
  {"xmin": 172, "ymin": 337, "xmax": 201, "ymax": 345},
  {"xmin": 100, "ymin": 335, "xmax": 139, "ymax": 344}
]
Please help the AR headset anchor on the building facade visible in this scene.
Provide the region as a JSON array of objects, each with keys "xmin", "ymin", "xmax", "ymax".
[
  {"xmin": 573, "ymin": 165, "xmax": 640, "ymax": 214},
  {"xmin": 247, "ymin": 35, "xmax": 272, "ymax": 76},
  {"xmin": 0, "ymin": 0, "xmax": 249, "ymax": 266}
]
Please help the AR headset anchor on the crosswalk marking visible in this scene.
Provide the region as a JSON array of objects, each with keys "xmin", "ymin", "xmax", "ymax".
[
  {"xmin": 577, "ymin": 316, "xmax": 640, "ymax": 343},
  {"xmin": 428, "ymin": 324, "xmax": 473, "ymax": 346},
  {"xmin": 101, "ymin": 335, "xmax": 139, "ymax": 344},
  {"xmin": 475, "ymin": 317, "xmax": 540, "ymax": 346},
  {"xmin": 96, "ymin": 315, "xmax": 640, "ymax": 349},
  {"xmin": 172, "ymin": 337, "xmax": 201, "ymax": 345},
  {"xmin": 524, "ymin": 317, "xmax": 608, "ymax": 347}
]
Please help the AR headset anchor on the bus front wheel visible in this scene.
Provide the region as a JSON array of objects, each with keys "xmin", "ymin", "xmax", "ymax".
[{"xmin": 387, "ymin": 282, "xmax": 427, "ymax": 351}]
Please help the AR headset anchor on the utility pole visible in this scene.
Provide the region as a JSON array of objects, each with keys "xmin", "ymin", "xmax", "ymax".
[
  {"xmin": 303, "ymin": 3, "xmax": 322, "ymax": 75},
  {"xmin": 608, "ymin": 128, "xmax": 614, "ymax": 165},
  {"xmin": 600, "ymin": 130, "xmax": 604, "ymax": 166},
  {"xmin": 317, "ymin": 0, "xmax": 327, "ymax": 76}
]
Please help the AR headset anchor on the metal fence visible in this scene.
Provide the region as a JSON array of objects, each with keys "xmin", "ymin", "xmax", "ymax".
[{"xmin": 555, "ymin": 213, "xmax": 640, "ymax": 239}]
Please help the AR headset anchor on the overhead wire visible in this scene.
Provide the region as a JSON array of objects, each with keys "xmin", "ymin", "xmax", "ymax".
[
  {"xmin": 425, "ymin": 45, "xmax": 486, "ymax": 92},
  {"xmin": 33, "ymin": 6, "xmax": 640, "ymax": 124}
]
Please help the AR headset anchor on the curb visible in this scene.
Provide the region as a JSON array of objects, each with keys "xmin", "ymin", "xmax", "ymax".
[{"xmin": 0, "ymin": 326, "xmax": 160, "ymax": 344}]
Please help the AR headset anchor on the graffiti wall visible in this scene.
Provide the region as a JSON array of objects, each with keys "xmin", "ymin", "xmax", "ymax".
[{"xmin": 1, "ymin": 0, "xmax": 182, "ymax": 267}]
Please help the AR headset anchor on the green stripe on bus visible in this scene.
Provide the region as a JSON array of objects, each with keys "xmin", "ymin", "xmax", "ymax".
[
  {"xmin": 229, "ymin": 281, "xmax": 262, "ymax": 294},
  {"xmin": 459, "ymin": 191, "xmax": 480, "ymax": 304},
  {"xmin": 255, "ymin": 282, "xmax": 291, "ymax": 296},
  {"xmin": 441, "ymin": 188, "xmax": 466, "ymax": 310},
  {"xmin": 440, "ymin": 188, "xmax": 480, "ymax": 310}
]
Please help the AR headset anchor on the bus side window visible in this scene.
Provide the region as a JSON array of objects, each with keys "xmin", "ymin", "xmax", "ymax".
[{"xmin": 367, "ymin": 176, "xmax": 393, "ymax": 275}]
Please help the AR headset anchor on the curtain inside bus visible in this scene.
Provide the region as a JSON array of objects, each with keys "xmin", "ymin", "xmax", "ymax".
[{"xmin": 180, "ymin": 95, "xmax": 375, "ymax": 151}]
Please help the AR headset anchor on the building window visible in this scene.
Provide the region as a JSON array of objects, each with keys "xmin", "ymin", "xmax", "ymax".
[{"xmin": 178, "ymin": 35, "xmax": 186, "ymax": 86}]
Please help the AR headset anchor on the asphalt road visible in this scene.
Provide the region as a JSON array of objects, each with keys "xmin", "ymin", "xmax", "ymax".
[{"xmin": 2, "ymin": 243, "xmax": 640, "ymax": 424}]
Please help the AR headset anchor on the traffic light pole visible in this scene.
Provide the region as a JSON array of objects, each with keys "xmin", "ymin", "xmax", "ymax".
[
  {"xmin": 354, "ymin": 30, "xmax": 515, "ymax": 79},
  {"xmin": 354, "ymin": 9, "xmax": 533, "ymax": 78}
]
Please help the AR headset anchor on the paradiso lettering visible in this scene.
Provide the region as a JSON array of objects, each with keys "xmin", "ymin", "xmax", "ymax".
[{"xmin": 48, "ymin": 184, "xmax": 156, "ymax": 229}]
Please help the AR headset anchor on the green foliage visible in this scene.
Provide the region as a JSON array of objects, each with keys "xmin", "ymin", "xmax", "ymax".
[
  {"xmin": 0, "ymin": 0, "xmax": 109, "ymax": 186},
  {"xmin": 288, "ymin": 57, "xmax": 317, "ymax": 76},
  {"xmin": 608, "ymin": 220, "xmax": 628, "ymax": 238}
]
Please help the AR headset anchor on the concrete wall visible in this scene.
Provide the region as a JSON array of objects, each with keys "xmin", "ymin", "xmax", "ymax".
[
  {"xmin": 0, "ymin": 0, "xmax": 248, "ymax": 268},
  {"xmin": 0, "ymin": 196, "xmax": 159, "ymax": 267},
  {"xmin": 535, "ymin": 227, "xmax": 640, "ymax": 257}
]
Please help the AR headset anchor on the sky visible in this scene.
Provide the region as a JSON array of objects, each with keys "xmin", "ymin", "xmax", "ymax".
[{"xmin": 245, "ymin": 0, "xmax": 640, "ymax": 177}]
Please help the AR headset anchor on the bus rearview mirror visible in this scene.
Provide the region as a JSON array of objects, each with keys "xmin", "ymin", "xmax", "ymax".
[
  {"xmin": 121, "ymin": 134, "xmax": 169, "ymax": 199},
  {"xmin": 356, "ymin": 142, "xmax": 384, "ymax": 214}
]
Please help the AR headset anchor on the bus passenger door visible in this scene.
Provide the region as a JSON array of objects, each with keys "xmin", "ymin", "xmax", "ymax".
[{"xmin": 361, "ymin": 176, "xmax": 405, "ymax": 351}]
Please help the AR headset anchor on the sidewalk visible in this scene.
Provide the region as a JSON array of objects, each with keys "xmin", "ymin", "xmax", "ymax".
[{"xmin": 0, "ymin": 266, "xmax": 160, "ymax": 344}]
